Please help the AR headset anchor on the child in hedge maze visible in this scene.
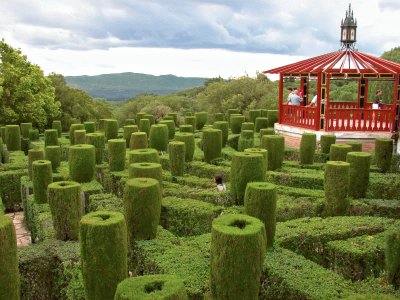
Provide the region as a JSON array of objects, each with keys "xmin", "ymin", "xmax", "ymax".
[{"xmin": 214, "ymin": 174, "xmax": 226, "ymax": 192}]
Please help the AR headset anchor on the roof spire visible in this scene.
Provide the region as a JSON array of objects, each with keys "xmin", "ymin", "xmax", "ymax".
[{"xmin": 340, "ymin": 3, "xmax": 357, "ymax": 50}]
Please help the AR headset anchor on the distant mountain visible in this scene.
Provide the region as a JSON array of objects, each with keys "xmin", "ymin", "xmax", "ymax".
[{"xmin": 65, "ymin": 72, "xmax": 208, "ymax": 101}]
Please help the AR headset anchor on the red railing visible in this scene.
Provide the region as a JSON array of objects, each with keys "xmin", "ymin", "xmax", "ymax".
[
  {"xmin": 328, "ymin": 102, "xmax": 359, "ymax": 109},
  {"xmin": 281, "ymin": 105, "xmax": 316, "ymax": 129}
]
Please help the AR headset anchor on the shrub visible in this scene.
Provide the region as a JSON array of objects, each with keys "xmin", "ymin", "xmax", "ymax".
[
  {"xmin": 179, "ymin": 125, "xmax": 193, "ymax": 133},
  {"xmin": 104, "ymin": 119, "xmax": 119, "ymax": 140},
  {"xmin": 320, "ymin": 134, "xmax": 336, "ymax": 154},
  {"xmin": 108, "ymin": 139, "xmax": 126, "ymax": 172},
  {"xmin": 98, "ymin": 119, "xmax": 107, "ymax": 131},
  {"xmin": 84, "ymin": 121, "xmax": 96, "ymax": 133},
  {"xmin": 144, "ymin": 114, "xmax": 155, "ymax": 125},
  {"xmin": 385, "ymin": 230, "xmax": 400, "ymax": 289},
  {"xmin": 267, "ymin": 110, "xmax": 278, "ymax": 127},
  {"xmin": 28, "ymin": 148, "xmax": 44, "ymax": 179},
  {"xmin": 210, "ymin": 214, "xmax": 266, "ymax": 300},
  {"xmin": 375, "ymin": 138, "xmax": 393, "ymax": 172},
  {"xmin": 44, "ymin": 129, "xmax": 59, "ymax": 146},
  {"xmin": 80, "ymin": 211, "xmax": 128, "ymax": 300},
  {"xmin": 128, "ymin": 163, "xmax": 163, "ymax": 183},
  {"xmin": 167, "ymin": 112, "xmax": 178, "ymax": 125},
  {"xmin": 169, "ymin": 141, "xmax": 185, "ymax": 176},
  {"xmin": 129, "ymin": 148, "xmax": 160, "ymax": 164},
  {"xmin": 231, "ymin": 152, "xmax": 266, "ymax": 205},
  {"xmin": 346, "ymin": 152, "xmax": 372, "ymax": 199},
  {"xmin": 214, "ymin": 112, "xmax": 224, "ymax": 121},
  {"xmin": 195, "ymin": 112, "xmax": 208, "ymax": 130},
  {"xmin": 20, "ymin": 123, "xmax": 32, "ymax": 139},
  {"xmin": 149, "ymin": 124, "xmax": 169, "ymax": 152},
  {"xmin": 0, "ymin": 216, "xmax": 20, "ymax": 300},
  {"xmin": 244, "ymin": 182, "xmax": 277, "ymax": 249},
  {"xmin": 5, "ymin": 125, "xmax": 21, "ymax": 151},
  {"xmin": 129, "ymin": 132, "xmax": 148, "ymax": 150},
  {"xmin": 174, "ymin": 133, "xmax": 195, "ymax": 162},
  {"xmin": 227, "ymin": 108, "xmax": 240, "ymax": 124},
  {"xmin": 0, "ymin": 126, "xmax": 5, "ymax": 141},
  {"xmin": 86, "ymin": 133, "xmax": 106, "ymax": 164},
  {"xmin": 123, "ymin": 125, "xmax": 138, "ymax": 148},
  {"xmin": 213, "ymin": 121, "xmax": 229, "ymax": 147},
  {"xmin": 255, "ymin": 117, "xmax": 269, "ymax": 133},
  {"xmin": 125, "ymin": 119, "xmax": 135, "ymax": 125},
  {"xmin": 69, "ymin": 124, "xmax": 84, "ymax": 145},
  {"xmin": 184, "ymin": 116, "xmax": 196, "ymax": 132},
  {"xmin": 136, "ymin": 112, "xmax": 147, "ymax": 124},
  {"xmin": 230, "ymin": 115, "xmax": 245, "ymax": 134},
  {"xmin": 260, "ymin": 128, "xmax": 275, "ymax": 137},
  {"xmin": 32, "ymin": 160, "xmax": 53, "ymax": 204},
  {"xmin": 69, "ymin": 145, "xmax": 95, "ymax": 183},
  {"xmin": 261, "ymin": 135, "xmax": 285, "ymax": 170},
  {"xmin": 160, "ymin": 120, "xmax": 176, "ymax": 139},
  {"xmin": 124, "ymin": 178, "xmax": 162, "ymax": 241},
  {"xmin": 300, "ymin": 133, "xmax": 316, "ymax": 165},
  {"xmin": 238, "ymin": 130, "xmax": 254, "ymax": 152},
  {"xmin": 244, "ymin": 148, "xmax": 268, "ymax": 171},
  {"xmin": 241, "ymin": 122, "xmax": 254, "ymax": 131},
  {"xmin": 329, "ymin": 144, "xmax": 352, "ymax": 161},
  {"xmin": 249, "ymin": 109, "xmax": 261, "ymax": 123},
  {"xmin": 346, "ymin": 141, "xmax": 362, "ymax": 151},
  {"xmin": 114, "ymin": 275, "xmax": 188, "ymax": 300},
  {"xmin": 324, "ymin": 161, "xmax": 350, "ymax": 216},
  {"xmin": 48, "ymin": 181, "xmax": 82, "ymax": 240},
  {"xmin": 28, "ymin": 128, "xmax": 39, "ymax": 141},
  {"xmin": 52, "ymin": 120, "xmax": 62, "ymax": 137},
  {"xmin": 202, "ymin": 128, "xmax": 222, "ymax": 163},
  {"xmin": 139, "ymin": 119, "xmax": 151, "ymax": 137},
  {"xmin": 73, "ymin": 130, "xmax": 86, "ymax": 145},
  {"xmin": 45, "ymin": 146, "xmax": 61, "ymax": 172}
]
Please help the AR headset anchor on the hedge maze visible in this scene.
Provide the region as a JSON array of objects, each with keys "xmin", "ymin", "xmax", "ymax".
[{"xmin": 1, "ymin": 109, "xmax": 400, "ymax": 299}]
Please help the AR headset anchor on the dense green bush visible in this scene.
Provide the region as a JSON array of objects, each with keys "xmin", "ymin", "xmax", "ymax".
[
  {"xmin": 86, "ymin": 133, "xmax": 106, "ymax": 164},
  {"xmin": 108, "ymin": 139, "xmax": 126, "ymax": 172},
  {"xmin": 230, "ymin": 115, "xmax": 245, "ymax": 134},
  {"xmin": 324, "ymin": 161, "xmax": 350, "ymax": 216},
  {"xmin": 69, "ymin": 144, "xmax": 95, "ymax": 182},
  {"xmin": 129, "ymin": 148, "xmax": 160, "ymax": 164},
  {"xmin": 375, "ymin": 138, "xmax": 393, "ymax": 172},
  {"xmin": 123, "ymin": 125, "xmax": 138, "ymax": 148},
  {"xmin": 167, "ymin": 112, "xmax": 178, "ymax": 125},
  {"xmin": 52, "ymin": 120, "xmax": 62, "ymax": 137},
  {"xmin": 329, "ymin": 144, "xmax": 352, "ymax": 161},
  {"xmin": 255, "ymin": 117, "xmax": 269, "ymax": 133},
  {"xmin": 160, "ymin": 119, "xmax": 176, "ymax": 139},
  {"xmin": 104, "ymin": 119, "xmax": 119, "ymax": 140},
  {"xmin": 184, "ymin": 116, "xmax": 196, "ymax": 132},
  {"xmin": 69, "ymin": 124, "xmax": 84, "ymax": 145},
  {"xmin": 129, "ymin": 163, "xmax": 163, "ymax": 183},
  {"xmin": 249, "ymin": 109, "xmax": 261, "ymax": 124},
  {"xmin": 84, "ymin": 121, "xmax": 96, "ymax": 133},
  {"xmin": 346, "ymin": 152, "xmax": 371, "ymax": 199},
  {"xmin": 195, "ymin": 112, "xmax": 208, "ymax": 130},
  {"xmin": 320, "ymin": 135, "xmax": 336, "ymax": 154},
  {"xmin": 45, "ymin": 146, "xmax": 61, "ymax": 172},
  {"xmin": 80, "ymin": 211, "xmax": 128, "ymax": 300},
  {"xmin": 300, "ymin": 133, "xmax": 316, "ymax": 165},
  {"xmin": 5, "ymin": 125, "xmax": 21, "ymax": 151},
  {"xmin": 227, "ymin": 108, "xmax": 240, "ymax": 123},
  {"xmin": 214, "ymin": 112, "xmax": 224, "ymax": 121},
  {"xmin": 32, "ymin": 160, "xmax": 53, "ymax": 204},
  {"xmin": 125, "ymin": 118, "xmax": 135, "ymax": 125},
  {"xmin": 28, "ymin": 128, "xmax": 39, "ymax": 141},
  {"xmin": 385, "ymin": 230, "xmax": 400, "ymax": 289},
  {"xmin": 139, "ymin": 118, "xmax": 151, "ymax": 137},
  {"xmin": 129, "ymin": 132, "xmax": 148, "ymax": 150},
  {"xmin": 149, "ymin": 124, "xmax": 169, "ymax": 152},
  {"xmin": 266, "ymin": 110, "xmax": 278, "ymax": 127},
  {"xmin": 28, "ymin": 148, "xmax": 44, "ymax": 179},
  {"xmin": 44, "ymin": 129, "xmax": 59, "ymax": 146},
  {"xmin": 144, "ymin": 114, "xmax": 155, "ymax": 125},
  {"xmin": 210, "ymin": 214, "xmax": 266, "ymax": 300},
  {"xmin": 179, "ymin": 124, "xmax": 193, "ymax": 133},
  {"xmin": 261, "ymin": 135, "xmax": 285, "ymax": 170},
  {"xmin": 74, "ymin": 129, "xmax": 86, "ymax": 145},
  {"xmin": 244, "ymin": 148, "xmax": 268, "ymax": 171},
  {"xmin": 20, "ymin": 123, "xmax": 32, "ymax": 139},
  {"xmin": 136, "ymin": 112, "xmax": 146, "ymax": 124},
  {"xmin": 169, "ymin": 141, "xmax": 185, "ymax": 176},
  {"xmin": 48, "ymin": 181, "xmax": 82, "ymax": 240},
  {"xmin": 241, "ymin": 122, "xmax": 254, "ymax": 131},
  {"xmin": 346, "ymin": 141, "xmax": 362, "ymax": 151},
  {"xmin": 174, "ymin": 133, "xmax": 195, "ymax": 162},
  {"xmin": 202, "ymin": 128, "xmax": 222, "ymax": 163},
  {"xmin": 213, "ymin": 121, "xmax": 229, "ymax": 147},
  {"xmin": 260, "ymin": 128, "xmax": 275, "ymax": 137},
  {"xmin": 238, "ymin": 129, "xmax": 254, "ymax": 152}
]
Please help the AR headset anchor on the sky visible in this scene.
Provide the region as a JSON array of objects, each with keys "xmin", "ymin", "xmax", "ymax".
[{"xmin": 1, "ymin": 0, "xmax": 400, "ymax": 79}]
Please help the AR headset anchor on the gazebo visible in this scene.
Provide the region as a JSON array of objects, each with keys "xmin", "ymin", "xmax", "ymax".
[{"xmin": 263, "ymin": 5, "xmax": 400, "ymax": 151}]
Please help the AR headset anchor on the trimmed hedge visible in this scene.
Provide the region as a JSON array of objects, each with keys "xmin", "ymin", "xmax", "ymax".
[
  {"xmin": 45, "ymin": 129, "xmax": 59, "ymax": 146},
  {"xmin": 255, "ymin": 117, "xmax": 268, "ymax": 133},
  {"xmin": 244, "ymin": 148, "xmax": 268, "ymax": 171},
  {"xmin": 167, "ymin": 112, "xmax": 178, "ymax": 125},
  {"xmin": 28, "ymin": 148, "xmax": 45, "ymax": 179},
  {"xmin": 52, "ymin": 120, "xmax": 62, "ymax": 137},
  {"xmin": 213, "ymin": 121, "xmax": 228, "ymax": 147},
  {"xmin": 86, "ymin": 133, "xmax": 106, "ymax": 164},
  {"xmin": 375, "ymin": 138, "xmax": 393, "ymax": 172},
  {"xmin": 300, "ymin": 133, "xmax": 316, "ymax": 165},
  {"xmin": 169, "ymin": 141, "xmax": 185, "ymax": 176},
  {"xmin": 123, "ymin": 125, "xmax": 139, "ymax": 148},
  {"xmin": 74, "ymin": 129, "xmax": 86, "ymax": 145},
  {"xmin": 238, "ymin": 129, "xmax": 254, "ymax": 152},
  {"xmin": 129, "ymin": 148, "xmax": 160, "ymax": 164},
  {"xmin": 329, "ymin": 144, "xmax": 352, "ymax": 161},
  {"xmin": 179, "ymin": 124, "xmax": 193, "ymax": 133},
  {"xmin": 320, "ymin": 134, "xmax": 336, "ymax": 154},
  {"xmin": 108, "ymin": 139, "xmax": 126, "ymax": 172},
  {"xmin": 214, "ymin": 112, "xmax": 224, "ymax": 121},
  {"xmin": 136, "ymin": 112, "xmax": 147, "ymax": 124},
  {"xmin": 174, "ymin": 133, "xmax": 195, "ymax": 162},
  {"xmin": 149, "ymin": 124, "xmax": 169, "ymax": 152},
  {"xmin": 20, "ymin": 123, "xmax": 32, "ymax": 139},
  {"xmin": 184, "ymin": 116, "xmax": 196, "ymax": 132},
  {"xmin": 69, "ymin": 144, "xmax": 96, "ymax": 183},
  {"xmin": 32, "ymin": 160, "xmax": 53, "ymax": 204},
  {"xmin": 125, "ymin": 118, "xmax": 136, "ymax": 125},
  {"xmin": 261, "ymin": 135, "xmax": 285, "ymax": 170},
  {"xmin": 260, "ymin": 128, "xmax": 275, "ymax": 137},
  {"xmin": 143, "ymin": 114, "xmax": 155, "ymax": 125},
  {"xmin": 69, "ymin": 124, "xmax": 84, "ymax": 145},
  {"xmin": 129, "ymin": 163, "xmax": 163, "ymax": 183},
  {"xmin": 5, "ymin": 125, "xmax": 21, "ymax": 151},
  {"xmin": 241, "ymin": 122, "xmax": 254, "ymax": 131},
  {"xmin": 248, "ymin": 109, "xmax": 261, "ymax": 123},
  {"xmin": 230, "ymin": 115, "xmax": 245, "ymax": 134},
  {"xmin": 29, "ymin": 128, "xmax": 39, "ymax": 141},
  {"xmin": 346, "ymin": 152, "xmax": 372, "ymax": 199},
  {"xmin": 195, "ymin": 112, "xmax": 208, "ymax": 130},
  {"xmin": 139, "ymin": 118, "xmax": 151, "ymax": 137},
  {"xmin": 202, "ymin": 128, "xmax": 222, "ymax": 163},
  {"xmin": 84, "ymin": 121, "xmax": 96, "ymax": 133},
  {"xmin": 160, "ymin": 120, "xmax": 176, "ymax": 139},
  {"xmin": 104, "ymin": 119, "xmax": 119, "ymax": 140},
  {"xmin": 129, "ymin": 132, "xmax": 148, "ymax": 150},
  {"xmin": 227, "ymin": 108, "xmax": 240, "ymax": 123},
  {"xmin": 324, "ymin": 161, "xmax": 350, "ymax": 216},
  {"xmin": 385, "ymin": 230, "xmax": 400, "ymax": 289},
  {"xmin": 346, "ymin": 141, "xmax": 362, "ymax": 151}
]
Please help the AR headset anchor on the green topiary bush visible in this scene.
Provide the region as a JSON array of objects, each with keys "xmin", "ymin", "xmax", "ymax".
[
  {"xmin": 184, "ymin": 116, "xmax": 196, "ymax": 132},
  {"xmin": 385, "ymin": 230, "xmax": 400, "ymax": 289},
  {"xmin": 44, "ymin": 129, "xmax": 59, "ymax": 147},
  {"xmin": 5, "ymin": 125, "xmax": 21, "ymax": 151},
  {"xmin": 86, "ymin": 133, "xmax": 106, "ymax": 164},
  {"xmin": 125, "ymin": 118, "xmax": 135, "ymax": 125},
  {"xmin": 139, "ymin": 119, "xmax": 151, "ymax": 137},
  {"xmin": 74, "ymin": 129, "xmax": 86, "ymax": 145},
  {"xmin": 238, "ymin": 130, "xmax": 254, "ymax": 152},
  {"xmin": 104, "ymin": 119, "xmax": 119, "ymax": 140},
  {"xmin": 80, "ymin": 210, "xmax": 128, "ymax": 300},
  {"xmin": 129, "ymin": 148, "xmax": 160, "ymax": 164},
  {"xmin": 28, "ymin": 128, "xmax": 39, "ymax": 141},
  {"xmin": 174, "ymin": 132, "xmax": 195, "ymax": 162},
  {"xmin": 300, "ymin": 133, "xmax": 316, "ymax": 165},
  {"xmin": 0, "ymin": 126, "xmax": 5, "ymax": 141},
  {"xmin": 214, "ymin": 112, "xmax": 224, "ymax": 122},
  {"xmin": 346, "ymin": 141, "xmax": 362, "ymax": 151},
  {"xmin": 324, "ymin": 161, "xmax": 350, "ymax": 216},
  {"xmin": 136, "ymin": 112, "xmax": 147, "ymax": 125},
  {"xmin": 230, "ymin": 115, "xmax": 245, "ymax": 134},
  {"xmin": 210, "ymin": 213, "xmax": 266, "ymax": 300},
  {"xmin": 228, "ymin": 108, "xmax": 240, "ymax": 123},
  {"xmin": 255, "ymin": 117, "xmax": 269, "ymax": 133},
  {"xmin": 231, "ymin": 152, "xmax": 266, "ymax": 205},
  {"xmin": 48, "ymin": 181, "xmax": 82, "ymax": 240},
  {"xmin": 52, "ymin": 120, "xmax": 62, "ymax": 137},
  {"xmin": 160, "ymin": 120, "xmax": 176, "ymax": 139},
  {"xmin": 45, "ymin": 146, "xmax": 61, "ymax": 172},
  {"xmin": 69, "ymin": 144, "xmax": 95, "ymax": 182},
  {"xmin": 98, "ymin": 119, "xmax": 107, "ymax": 132},
  {"xmin": 169, "ymin": 141, "xmax": 185, "ymax": 176},
  {"xmin": 195, "ymin": 112, "xmax": 208, "ymax": 130},
  {"xmin": 114, "ymin": 274, "xmax": 188, "ymax": 300},
  {"xmin": 167, "ymin": 112, "xmax": 178, "ymax": 125},
  {"xmin": 249, "ymin": 109, "xmax": 261, "ymax": 124},
  {"xmin": 213, "ymin": 121, "xmax": 229, "ymax": 147},
  {"xmin": 129, "ymin": 132, "xmax": 148, "ymax": 150},
  {"xmin": 20, "ymin": 123, "xmax": 32, "ymax": 139},
  {"xmin": 261, "ymin": 135, "xmax": 285, "ymax": 170},
  {"xmin": 108, "ymin": 139, "xmax": 126, "ymax": 171},
  {"xmin": 32, "ymin": 160, "xmax": 53, "ymax": 204},
  {"xmin": 202, "ymin": 128, "xmax": 222, "ymax": 163},
  {"xmin": 375, "ymin": 138, "xmax": 393, "ymax": 172},
  {"xmin": 124, "ymin": 178, "xmax": 162, "ymax": 241},
  {"xmin": 346, "ymin": 152, "xmax": 372, "ymax": 199},
  {"xmin": 244, "ymin": 148, "xmax": 268, "ymax": 174},
  {"xmin": 123, "ymin": 125, "xmax": 139, "ymax": 148},
  {"xmin": 0, "ymin": 216, "xmax": 20, "ymax": 300},
  {"xmin": 144, "ymin": 114, "xmax": 155, "ymax": 125},
  {"xmin": 128, "ymin": 163, "xmax": 163, "ymax": 183},
  {"xmin": 149, "ymin": 124, "xmax": 169, "ymax": 152},
  {"xmin": 84, "ymin": 121, "xmax": 96, "ymax": 133},
  {"xmin": 259, "ymin": 128, "xmax": 275, "ymax": 138},
  {"xmin": 329, "ymin": 144, "xmax": 352, "ymax": 161},
  {"xmin": 179, "ymin": 124, "xmax": 193, "ymax": 133},
  {"xmin": 241, "ymin": 122, "xmax": 254, "ymax": 132},
  {"xmin": 267, "ymin": 110, "xmax": 278, "ymax": 127},
  {"xmin": 244, "ymin": 182, "xmax": 277, "ymax": 249},
  {"xmin": 28, "ymin": 148, "xmax": 44, "ymax": 179},
  {"xmin": 69, "ymin": 124, "xmax": 84, "ymax": 145},
  {"xmin": 320, "ymin": 134, "xmax": 336, "ymax": 154}
]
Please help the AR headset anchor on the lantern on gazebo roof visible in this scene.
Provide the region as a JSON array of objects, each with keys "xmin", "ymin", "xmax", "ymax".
[{"xmin": 341, "ymin": 4, "xmax": 357, "ymax": 49}]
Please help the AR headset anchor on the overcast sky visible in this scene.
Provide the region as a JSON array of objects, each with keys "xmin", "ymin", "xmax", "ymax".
[{"xmin": 1, "ymin": 0, "xmax": 399, "ymax": 78}]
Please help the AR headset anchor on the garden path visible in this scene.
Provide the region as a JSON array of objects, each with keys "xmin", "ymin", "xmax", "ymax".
[{"xmin": 5, "ymin": 211, "xmax": 31, "ymax": 247}]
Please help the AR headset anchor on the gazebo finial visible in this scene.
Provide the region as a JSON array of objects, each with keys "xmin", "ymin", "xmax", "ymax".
[{"xmin": 341, "ymin": 3, "xmax": 357, "ymax": 49}]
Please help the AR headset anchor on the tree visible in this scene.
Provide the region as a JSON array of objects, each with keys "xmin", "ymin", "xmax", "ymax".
[{"xmin": 0, "ymin": 40, "xmax": 60, "ymax": 128}]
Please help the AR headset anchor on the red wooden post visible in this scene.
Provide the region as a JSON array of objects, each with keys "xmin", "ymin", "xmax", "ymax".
[
  {"xmin": 315, "ymin": 72, "xmax": 322, "ymax": 131},
  {"xmin": 392, "ymin": 74, "xmax": 399, "ymax": 132},
  {"xmin": 278, "ymin": 73, "xmax": 284, "ymax": 124}
]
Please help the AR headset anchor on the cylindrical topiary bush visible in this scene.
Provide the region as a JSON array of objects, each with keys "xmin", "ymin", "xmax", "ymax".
[
  {"xmin": 74, "ymin": 129, "xmax": 86, "ymax": 145},
  {"xmin": 0, "ymin": 216, "xmax": 20, "ymax": 300},
  {"xmin": 324, "ymin": 161, "xmax": 350, "ymax": 216},
  {"xmin": 266, "ymin": 110, "xmax": 278, "ymax": 127},
  {"xmin": 248, "ymin": 109, "xmax": 261, "ymax": 124},
  {"xmin": 214, "ymin": 112, "xmax": 224, "ymax": 122},
  {"xmin": 124, "ymin": 178, "xmax": 162, "ymax": 241},
  {"xmin": 329, "ymin": 144, "xmax": 352, "ymax": 161},
  {"xmin": 260, "ymin": 128, "xmax": 275, "ymax": 138},
  {"xmin": 29, "ymin": 128, "xmax": 39, "ymax": 141},
  {"xmin": 98, "ymin": 119, "xmax": 107, "ymax": 132},
  {"xmin": 144, "ymin": 114, "xmax": 155, "ymax": 125},
  {"xmin": 179, "ymin": 124, "xmax": 193, "ymax": 133},
  {"xmin": 169, "ymin": 141, "xmax": 185, "ymax": 176},
  {"xmin": 108, "ymin": 139, "xmax": 126, "ymax": 172},
  {"xmin": 160, "ymin": 120, "xmax": 175, "ymax": 139},
  {"xmin": 227, "ymin": 109, "xmax": 240, "ymax": 125},
  {"xmin": 195, "ymin": 112, "xmax": 208, "ymax": 130},
  {"xmin": 32, "ymin": 160, "xmax": 53, "ymax": 204},
  {"xmin": 136, "ymin": 112, "xmax": 147, "ymax": 125},
  {"xmin": 385, "ymin": 230, "xmax": 400, "ymax": 289},
  {"xmin": 346, "ymin": 152, "xmax": 372, "ymax": 199},
  {"xmin": 184, "ymin": 116, "xmax": 196, "ymax": 132},
  {"xmin": 129, "ymin": 148, "xmax": 160, "ymax": 164},
  {"xmin": 105, "ymin": 119, "xmax": 119, "ymax": 140},
  {"xmin": 48, "ymin": 181, "xmax": 82, "ymax": 240},
  {"xmin": 129, "ymin": 132, "xmax": 148, "ymax": 150},
  {"xmin": 300, "ymin": 133, "xmax": 316, "ymax": 165},
  {"xmin": 167, "ymin": 112, "xmax": 178, "ymax": 125},
  {"xmin": 114, "ymin": 274, "xmax": 188, "ymax": 300},
  {"xmin": 86, "ymin": 133, "xmax": 106, "ymax": 164},
  {"xmin": 261, "ymin": 135, "xmax": 285, "ymax": 171},
  {"xmin": 260, "ymin": 109, "xmax": 268, "ymax": 117},
  {"xmin": 202, "ymin": 128, "xmax": 222, "ymax": 163},
  {"xmin": 28, "ymin": 148, "xmax": 44, "ymax": 179},
  {"xmin": 45, "ymin": 129, "xmax": 59, "ymax": 146},
  {"xmin": 241, "ymin": 122, "xmax": 254, "ymax": 132},
  {"xmin": 5, "ymin": 125, "xmax": 21, "ymax": 151},
  {"xmin": 346, "ymin": 141, "xmax": 362, "ymax": 152},
  {"xmin": 244, "ymin": 182, "xmax": 277, "ymax": 249},
  {"xmin": 0, "ymin": 126, "xmax": 5, "ymax": 141},
  {"xmin": 52, "ymin": 120, "xmax": 62, "ymax": 137},
  {"xmin": 230, "ymin": 115, "xmax": 245, "ymax": 134},
  {"xmin": 238, "ymin": 130, "xmax": 254, "ymax": 152},
  {"xmin": 124, "ymin": 125, "xmax": 139, "ymax": 148},
  {"xmin": 149, "ymin": 124, "xmax": 168, "ymax": 152},
  {"xmin": 128, "ymin": 163, "xmax": 163, "ymax": 183},
  {"xmin": 69, "ymin": 123, "xmax": 84, "ymax": 145},
  {"xmin": 174, "ymin": 132, "xmax": 195, "ymax": 162},
  {"xmin": 210, "ymin": 213, "xmax": 266, "ymax": 300},
  {"xmin": 45, "ymin": 146, "xmax": 61, "ymax": 172},
  {"xmin": 80, "ymin": 210, "xmax": 128, "ymax": 300},
  {"xmin": 255, "ymin": 117, "xmax": 269, "ymax": 133},
  {"xmin": 20, "ymin": 123, "xmax": 32, "ymax": 139},
  {"xmin": 125, "ymin": 118, "xmax": 135, "ymax": 125},
  {"xmin": 84, "ymin": 121, "xmax": 96, "ymax": 133},
  {"xmin": 69, "ymin": 144, "xmax": 95, "ymax": 182},
  {"xmin": 139, "ymin": 119, "xmax": 151, "ymax": 137},
  {"xmin": 213, "ymin": 121, "xmax": 229, "ymax": 147},
  {"xmin": 231, "ymin": 152, "xmax": 266, "ymax": 205},
  {"xmin": 244, "ymin": 148, "xmax": 268, "ymax": 171},
  {"xmin": 320, "ymin": 134, "xmax": 336, "ymax": 154},
  {"xmin": 375, "ymin": 138, "xmax": 393, "ymax": 172}
]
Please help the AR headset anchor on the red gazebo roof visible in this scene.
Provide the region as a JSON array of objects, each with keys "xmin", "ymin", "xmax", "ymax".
[{"xmin": 264, "ymin": 49, "xmax": 400, "ymax": 75}]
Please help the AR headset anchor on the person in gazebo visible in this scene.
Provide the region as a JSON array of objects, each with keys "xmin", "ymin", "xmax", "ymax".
[
  {"xmin": 373, "ymin": 89, "xmax": 383, "ymax": 109},
  {"xmin": 289, "ymin": 90, "xmax": 303, "ymax": 106},
  {"xmin": 307, "ymin": 92, "xmax": 317, "ymax": 107}
]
